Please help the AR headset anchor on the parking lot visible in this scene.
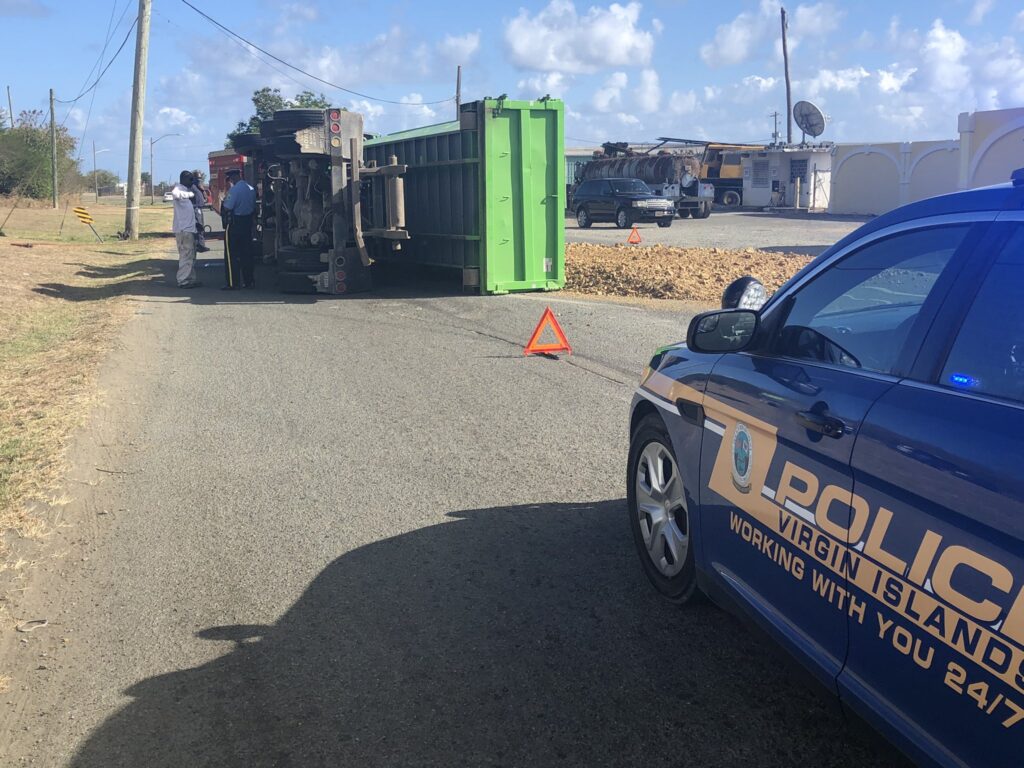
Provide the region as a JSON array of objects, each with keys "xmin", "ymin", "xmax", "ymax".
[{"xmin": 567, "ymin": 210, "xmax": 869, "ymax": 256}]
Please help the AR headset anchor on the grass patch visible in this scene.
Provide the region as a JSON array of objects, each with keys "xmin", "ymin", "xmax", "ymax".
[{"xmin": 0, "ymin": 195, "xmax": 175, "ymax": 587}]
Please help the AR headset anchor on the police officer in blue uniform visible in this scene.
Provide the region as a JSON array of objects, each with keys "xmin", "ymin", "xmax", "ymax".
[{"xmin": 220, "ymin": 168, "xmax": 257, "ymax": 290}]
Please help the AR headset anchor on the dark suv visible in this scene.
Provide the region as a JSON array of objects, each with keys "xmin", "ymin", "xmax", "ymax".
[{"xmin": 573, "ymin": 178, "xmax": 676, "ymax": 229}]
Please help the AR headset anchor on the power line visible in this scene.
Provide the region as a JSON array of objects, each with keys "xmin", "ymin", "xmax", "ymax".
[
  {"xmin": 154, "ymin": 7, "xmax": 315, "ymax": 97},
  {"xmin": 54, "ymin": 15, "xmax": 138, "ymax": 105},
  {"xmin": 178, "ymin": 0, "xmax": 454, "ymax": 106}
]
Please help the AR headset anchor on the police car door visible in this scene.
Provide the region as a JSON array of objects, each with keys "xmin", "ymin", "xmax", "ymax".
[
  {"xmin": 698, "ymin": 223, "xmax": 975, "ymax": 690},
  {"xmin": 842, "ymin": 221, "xmax": 1024, "ymax": 768}
]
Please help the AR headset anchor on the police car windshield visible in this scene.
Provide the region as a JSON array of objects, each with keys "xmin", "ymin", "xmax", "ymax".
[{"xmin": 610, "ymin": 180, "xmax": 652, "ymax": 195}]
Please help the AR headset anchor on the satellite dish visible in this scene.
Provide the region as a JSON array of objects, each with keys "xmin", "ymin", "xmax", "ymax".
[{"xmin": 793, "ymin": 100, "xmax": 826, "ymax": 139}]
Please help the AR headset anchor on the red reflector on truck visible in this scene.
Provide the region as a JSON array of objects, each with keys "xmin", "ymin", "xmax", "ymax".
[
  {"xmin": 329, "ymin": 110, "xmax": 340, "ymax": 120},
  {"xmin": 330, "ymin": 123, "xmax": 340, "ymax": 133}
]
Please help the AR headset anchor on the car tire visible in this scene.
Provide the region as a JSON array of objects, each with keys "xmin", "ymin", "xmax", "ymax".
[
  {"xmin": 722, "ymin": 190, "xmax": 742, "ymax": 207},
  {"xmin": 615, "ymin": 208, "xmax": 632, "ymax": 229},
  {"xmin": 627, "ymin": 414, "xmax": 699, "ymax": 604},
  {"xmin": 576, "ymin": 206, "xmax": 592, "ymax": 229},
  {"xmin": 657, "ymin": 219, "xmax": 673, "ymax": 228}
]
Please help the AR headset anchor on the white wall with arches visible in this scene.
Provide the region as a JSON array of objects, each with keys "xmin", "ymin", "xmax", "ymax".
[{"xmin": 827, "ymin": 107, "xmax": 1023, "ymax": 216}]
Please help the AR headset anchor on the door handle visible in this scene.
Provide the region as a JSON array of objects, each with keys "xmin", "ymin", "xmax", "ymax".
[{"xmin": 795, "ymin": 409, "xmax": 846, "ymax": 438}]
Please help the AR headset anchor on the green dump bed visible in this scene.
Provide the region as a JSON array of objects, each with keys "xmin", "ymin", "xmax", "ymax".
[{"xmin": 364, "ymin": 98, "xmax": 564, "ymax": 294}]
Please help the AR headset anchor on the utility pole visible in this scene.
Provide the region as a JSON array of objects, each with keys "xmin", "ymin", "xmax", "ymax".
[
  {"xmin": 6, "ymin": 85, "xmax": 13, "ymax": 129},
  {"xmin": 49, "ymin": 88, "xmax": 57, "ymax": 209},
  {"xmin": 781, "ymin": 7, "xmax": 792, "ymax": 145},
  {"xmin": 769, "ymin": 111, "xmax": 780, "ymax": 145},
  {"xmin": 124, "ymin": 0, "xmax": 152, "ymax": 240},
  {"xmin": 455, "ymin": 65, "xmax": 462, "ymax": 119}
]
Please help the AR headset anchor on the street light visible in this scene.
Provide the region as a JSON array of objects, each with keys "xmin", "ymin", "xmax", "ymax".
[
  {"xmin": 149, "ymin": 133, "xmax": 181, "ymax": 205},
  {"xmin": 92, "ymin": 142, "xmax": 110, "ymax": 201}
]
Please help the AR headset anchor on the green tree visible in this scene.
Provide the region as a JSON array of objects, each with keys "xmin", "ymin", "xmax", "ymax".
[
  {"xmin": 226, "ymin": 88, "xmax": 337, "ymax": 145},
  {"xmin": 291, "ymin": 90, "xmax": 331, "ymax": 108},
  {"xmin": 0, "ymin": 110, "xmax": 81, "ymax": 198},
  {"xmin": 93, "ymin": 168, "xmax": 119, "ymax": 188}
]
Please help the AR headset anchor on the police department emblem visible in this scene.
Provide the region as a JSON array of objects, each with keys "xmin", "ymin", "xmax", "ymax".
[{"xmin": 732, "ymin": 423, "xmax": 753, "ymax": 493}]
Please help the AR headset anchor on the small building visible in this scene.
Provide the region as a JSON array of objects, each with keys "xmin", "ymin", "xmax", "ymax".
[{"xmin": 738, "ymin": 145, "xmax": 833, "ymax": 210}]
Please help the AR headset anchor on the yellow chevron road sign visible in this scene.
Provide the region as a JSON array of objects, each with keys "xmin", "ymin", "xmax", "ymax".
[{"xmin": 72, "ymin": 207, "xmax": 103, "ymax": 242}]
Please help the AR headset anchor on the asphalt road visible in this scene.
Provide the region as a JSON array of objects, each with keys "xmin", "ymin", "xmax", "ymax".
[
  {"xmin": 0, "ymin": 255, "xmax": 907, "ymax": 767},
  {"xmin": 567, "ymin": 210, "xmax": 869, "ymax": 255}
]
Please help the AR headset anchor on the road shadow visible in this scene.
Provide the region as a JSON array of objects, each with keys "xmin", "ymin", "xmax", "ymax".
[
  {"xmin": 70, "ymin": 500, "xmax": 906, "ymax": 768},
  {"xmin": 32, "ymin": 254, "xmax": 476, "ymax": 306},
  {"xmin": 730, "ymin": 211, "xmax": 873, "ymax": 223}
]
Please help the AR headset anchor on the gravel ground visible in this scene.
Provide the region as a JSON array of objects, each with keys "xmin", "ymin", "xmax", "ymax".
[
  {"xmin": 566, "ymin": 243, "xmax": 813, "ymax": 303},
  {"xmin": 0, "ymin": 254, "xmax": 908, "ymax": 768},
  {"xmin": 567, "ymin": 210, "xmax": 868, "ymax": 255}
]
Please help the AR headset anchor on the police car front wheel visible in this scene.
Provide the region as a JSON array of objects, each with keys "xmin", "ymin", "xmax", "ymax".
[{"xmin": 628, "ymin": 414, "xmax": 699, "ymax": 603}]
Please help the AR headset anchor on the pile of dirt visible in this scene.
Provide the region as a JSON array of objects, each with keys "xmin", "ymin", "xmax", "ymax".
[{"xmin": 565, "ymin": 243, "xmax": 813, "ymax": 304}]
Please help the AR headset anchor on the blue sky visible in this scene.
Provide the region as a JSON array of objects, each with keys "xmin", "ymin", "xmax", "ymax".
[{"xmin": 2, "ymin": 0, "xmax": 1023, "ymax": 181}]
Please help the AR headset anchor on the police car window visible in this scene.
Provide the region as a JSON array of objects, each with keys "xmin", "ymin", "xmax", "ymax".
[
  {"xmin": 773, "ymin": 226, "xmax": 968, "ymax": 374},
  {"xmin": 941, "ymin": 227, "xmax": 1024, "ymax": 403}
]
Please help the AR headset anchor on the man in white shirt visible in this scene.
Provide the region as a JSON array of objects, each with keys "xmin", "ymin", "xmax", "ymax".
[{"xmin": 171, "ymin": 170, "xmax": 201, "ymax": 288}]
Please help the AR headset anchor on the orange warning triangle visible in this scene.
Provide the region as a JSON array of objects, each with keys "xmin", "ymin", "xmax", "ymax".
[
  {"xmin": 524, "ymin": 306, "xmax": 572, "ymax": 356},
  {"xmin": 627, "ymin": 226, "xmax": 642, "ymax": 244}
]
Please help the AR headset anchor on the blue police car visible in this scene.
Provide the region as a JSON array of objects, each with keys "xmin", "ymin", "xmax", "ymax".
[{"xmin": 627, "ymin": 173, "xmax": 1024, "ymax": 767}]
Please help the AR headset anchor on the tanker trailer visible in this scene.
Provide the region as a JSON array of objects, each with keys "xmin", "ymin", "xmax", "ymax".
[{"xmin": 576, "ymin": 144, "xmax": 714, "ymax": 218}]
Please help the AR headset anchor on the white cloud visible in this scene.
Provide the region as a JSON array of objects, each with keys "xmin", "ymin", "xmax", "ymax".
[
  {"xmin": 700, "ymin": 1, "xmax": 841, "ymax": 67},
  {"xmin": 789, "ymin": 2, "xmax": 843, "ymax": 47},
  {"xmin": 156, "ymin": 106, "xmax": 200, "ymax": 134},
  {"xmin": 349, "ymin": 99, "xmax": 385, "ymax": 122},
  {"xmin": 517, "ymin": 72, "xmax": 567, "ymax": 97},
  {"xmin": 636, "ymin": 69, "xmax": 661, "ymax": 113},
  {"xmin": 921, "ymin": 19, "xmax": 970, "ymax": 94},
  {"xmin": 505, "ymin": 1, "xmax": 656, "ymax": 74},
  {"xmin": 742, "ymin": 75, "xmax": 778, "ymax": 92},
  {"xmin": 967, "ymin": 0, "xmax": 993, "ymax": 25},
  {"xmin": 803, "ymin": 66, "xmax": 870, "ymax": 97},
  {"xmin": 703, "ymin": 85, "xmax": 721, "ymax": 101},
  {"xmin": 437, "ymin": 32, "xmax": 480, "ymax": 64},
  {"xmin": 592, "ymin": 72, "xmax": 627, "ymax": 112},
  {"xmin": 280, "ymin": 3, "xmax": 318, "ymax": 22},
  {"xmin": 699, "ymin": 5, "xmax": 766, "ymax": 67},
  {"xmin": 668, "ymin": 90, "xmax": 698, "ymax": 115},
  {"xmin": 1016, "ymin": 10, "xmax": 1024, "ymax": 32},
  {"xmin": 877, "ymin": 65, "xmax": 917, "ymax": 94},
  {"xmin": 616, "ymin": 112, "xmax": 640, "ymax": 127}
]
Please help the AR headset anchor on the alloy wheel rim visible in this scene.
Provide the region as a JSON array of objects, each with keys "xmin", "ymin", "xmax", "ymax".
[{"xmin": 635, "ymin": 440, "xmax": 688, "ymax": 577}]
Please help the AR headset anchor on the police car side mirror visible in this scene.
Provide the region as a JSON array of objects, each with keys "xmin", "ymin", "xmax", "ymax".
[
  {"xmin": 722, "ymin": 276, "xmax": 767, "ymax": 310},
  {"xmin": 687, "ymin": 309, "xmax": 759, "ymax": 353}
]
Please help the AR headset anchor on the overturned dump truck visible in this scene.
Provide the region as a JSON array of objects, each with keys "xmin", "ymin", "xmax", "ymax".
[
  {"xmin": 229, "ymin": 108, "xmax": 406, "ymax": 294},
  {"xmin": 214, "ymin": 97, "xmax": 565, "ymax": 295},
  {"xmin": 576, "ymin": 142, "xmax": 714, "ymax": 219}
]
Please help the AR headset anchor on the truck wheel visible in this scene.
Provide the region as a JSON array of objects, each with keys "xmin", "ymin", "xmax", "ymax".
[
  {"xmin": 678, "ymin": 208, "xmax": 692, "ymax": 219},
  {"xmin": 615, "ymin": 208, "xmax": 632, "ymax": 229},
  {"xmin": 694, "ymin": 202, "xmax": 712, "ymax": 219},
  {"xmin": 722, "ymin": 190, "xmax": 742, "ymax": 207},
  {"xmin": 576, "ymin": 206, "xmax": 592, "ymax": 229},
  {"xmin": 657, "ymin": 219, "xmax": 673, "ymax": 228}
]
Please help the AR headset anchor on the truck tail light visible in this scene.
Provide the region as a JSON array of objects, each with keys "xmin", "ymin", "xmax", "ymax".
[
  {"xmin": 330, "ymin": 123, "xmax": 341, "ymax": 133},
  {"xmin": 329, "ymin": 110, "xmax": 340, "ymax": 120}
]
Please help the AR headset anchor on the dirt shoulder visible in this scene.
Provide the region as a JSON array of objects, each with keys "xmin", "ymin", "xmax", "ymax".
[
  {"xmin": 0, "ymin": 202, "xmax": 173, "ymax": 639},
  {"xmin": 565, "ymin": 242, "xmax": 813, "ymax": 304}
]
